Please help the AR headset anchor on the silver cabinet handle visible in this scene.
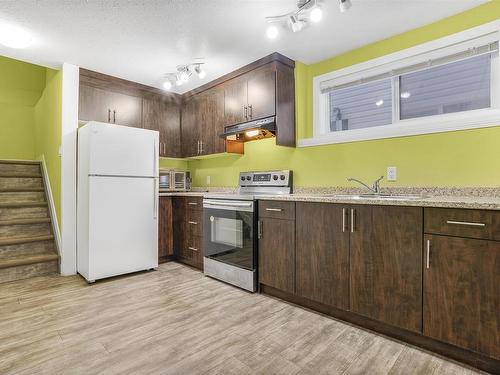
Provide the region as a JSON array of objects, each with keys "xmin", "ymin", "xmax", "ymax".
[
  {"xmin": 426, "ymin": 239, "xmax": 431, "ymax": 269},
  {"xmin": 342, "ymin": 208, "xmax": 346, "ymax": 233},
  {"xmin": 244, "ymin": 105, "xmax": 248, "ymax": 119},
  {"xmin": 265, "ymin": 208, "xmax": 282, "ymax": 212},
  {"xmin": 200, "ymin": 141, "xmax": 204, "ymax": 154},
  {"xmin": 188, "ymin": 221, "xmax": 198, "ymax": 225},
  {"xmin": 248, "ymin": 104, "xmax": 253, "ymax": 118},
  {"xmin": 188, "ymin": 202, "xmax": 198, "ymax": 206},
  {"xmin": 113, "ymin": 110, "xmax": 116, "ymax": 123},
  {"xmin": 257, "ymin": 220, "xmax": 263, "ymax": 239},
  {"xmin": 108, "ymin": 109, "xmax": 111, "ymax": 123},
  {"xmin": 188, "ymin": 247, "xmax": 198, "ymax": 252},
  {"xmin": 446, "ymin": 220, "xmax": 486, "ymax": 227},
  {"xmin": 350, "ymin": 208, "xmax": 355, "ymax": 233}
]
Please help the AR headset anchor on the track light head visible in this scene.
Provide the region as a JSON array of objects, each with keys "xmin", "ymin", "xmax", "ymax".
[
  {"xmin": 339, "ymin": 0, "xmax": 352, "ymax": 13},
  {"xmin": 288, "ymin": 15, "xmax": 305, "ymax": 33}
]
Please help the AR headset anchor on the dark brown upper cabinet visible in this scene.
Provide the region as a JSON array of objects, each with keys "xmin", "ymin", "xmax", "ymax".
[
  {"xmin": 143, "ymin": 94, "xmax": 181, "ymax": 158},
  {"xmin": 223, "ymin": 76, "xmax": 248, "ymax": 127}
]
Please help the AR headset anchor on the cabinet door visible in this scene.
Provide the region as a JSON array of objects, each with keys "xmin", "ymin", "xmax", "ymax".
[
  {"xmin": 108, "ymin": 91, "xmax": 143, "ymax": 128},
  {"xmin": 160, "ymin": 100, "xmax": 181, "ymax": 158},
  {"xmin": 158, "ymin": 197, "xmax": 173, "ymax": 260},
  {"xmin": 350, "ymin": 205, "xmax": 423, "ymax": 332},
  {"xmin": 79, "ymin": 84, "xmax": 112, "ymax": 123},
  {"xmin": 197, "ymin": 94, "xmax": 213, "ymax": 155},
  {"xmin": 296, "ymin": 203, "xmax": 350, "ymax": 310},
  {"xmin": 224, "ymin": 77, "xmax": 247, "ymax": 126},
  {"xmin": 209, "ymin": 88, "xmax": 226, "ymax": 154},
  {"xmin": 258, "ymin": 217, "xmax": 295, "ymax": 293},
  {"xmin": 181, "ymin": 97, "xmax": 200, "ymax": 157},
  {"xmin": 142, "ymin": 97, "xmax": 160, "ymax": 132},
  {"xmin": 172, "ymin": 197, "xmax": 186, "ymax": 258},
  {"xmin": 424, "ymin": 235, "xmax": 500, "ymax": 359},
  {"xmin": 247, "ymin": 66, "xmax": 276, "ymax": 121}
]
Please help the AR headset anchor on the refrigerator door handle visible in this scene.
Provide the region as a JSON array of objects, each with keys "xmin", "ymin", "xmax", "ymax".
[
  {"xmin": 153, "ymin": 137, "xmax": 157, "ymax": 175},
  {"xmin": 154, "ymin": 179, "xmax": 158, "ymax": 220}
]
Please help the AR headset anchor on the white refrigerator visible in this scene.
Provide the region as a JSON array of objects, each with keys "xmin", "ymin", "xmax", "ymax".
[{"xmin": 77, "ymin": 121, "xmax": 159, "ymax": 282}]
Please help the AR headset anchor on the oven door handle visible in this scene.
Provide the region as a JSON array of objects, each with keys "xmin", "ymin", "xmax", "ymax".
[{"xmin": 203, "ymin": 200, "xmax": 253, "ymax": 208}]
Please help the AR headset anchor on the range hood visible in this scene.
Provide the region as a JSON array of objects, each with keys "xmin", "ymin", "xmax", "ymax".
[{"xmin": 220, "ymin": 116, "xmax": 276, "ymax": 142}]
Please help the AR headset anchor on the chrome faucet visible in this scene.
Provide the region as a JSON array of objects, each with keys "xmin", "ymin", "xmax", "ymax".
[{"xmin": 347, "ymin": 175, "xmax": 384, "ymax": 194}]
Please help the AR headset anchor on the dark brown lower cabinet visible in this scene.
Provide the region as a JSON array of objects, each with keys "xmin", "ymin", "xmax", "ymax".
[
  {"xmin": 158, "ymin": 197, "xmax": 174, "ymax": 262},
  {"xmin": 423, "ymin": 234, "xmax": 500, "ymax": 360},
  {"xmin": 296, "ymin": 202, "xmax": 349, "ymax": 309},
  {"xmin": 350, "ymin": 205, "xmax": 423, "ymax": 333},
  {"xmin": 172, "ymin": 197, "xmax": 203, "ymax": 270},
  {"xmin": 258, "ymin": 213, "xmax": 295, "ymax": 294}
]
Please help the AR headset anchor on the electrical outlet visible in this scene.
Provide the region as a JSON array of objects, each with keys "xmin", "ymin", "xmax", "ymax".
[
  {"xmin": 206, "ymin": 175, "xmax": 211, "ymax": 185},
  {"xmin": 387, "ymin": 167, "xmax": 397, "ymax": 181}
]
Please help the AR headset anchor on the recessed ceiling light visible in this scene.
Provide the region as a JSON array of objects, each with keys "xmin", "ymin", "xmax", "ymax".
[
  {"xmin": 375, "ymin": 99, "xmax": 384, "ymax": 107},
  {"xmin": 310, "ymin": 7, "xmax": 323, "ymax": 23},
  {"xmin": 266, "ymin": 25, "xmax": 279, "ymax": 39},
  {"xmin": 400, "ymin": 91, "xmax": 411, "ymax": 99},
  {"xmin": 339, "ymin": 0, "xmax": 352, "ymax": 13},
  {"xmin": 0, "ymin": 22, "xmax": 33, "ymax": 49},
  {"xmin": 162, "ymin": 81, "xmax": 172, "ymax": 90}
]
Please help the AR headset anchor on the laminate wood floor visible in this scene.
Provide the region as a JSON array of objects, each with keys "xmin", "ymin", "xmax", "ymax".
[{"xmin": 0, "ymin": 262, "xmax": 486, "ymax": 375}]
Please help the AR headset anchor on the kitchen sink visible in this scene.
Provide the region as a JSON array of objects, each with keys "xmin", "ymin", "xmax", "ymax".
[{"xmin": 325, "ymin": 194, "xmax": 425, "ymax": 200}]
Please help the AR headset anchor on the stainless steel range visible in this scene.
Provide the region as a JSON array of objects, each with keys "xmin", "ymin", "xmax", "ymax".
[{"xmin": 203, "ymin": 170, "xmax": 292, "ymax": 292}]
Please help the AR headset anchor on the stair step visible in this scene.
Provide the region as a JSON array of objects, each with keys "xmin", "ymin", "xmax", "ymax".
[
  {"xmin": 0, "ymin": 187, "xmax": 45, "ymax": 192},
  {"xmin": 0, "ymin": 206, "xmax": 49, "ymax": 221},
  {"xmin": 0, "ymin": 239, "xmax": 55, "ymax": 257},
  {"xmin": 0, "ymin": 252, "xmax": 58, "ymax": 270},
  {"xmin": 0, "ymin": 235, "xmax": 54, "ymax": 247},
  {"xmin": 0, "ymin": 191, "xmax": 46, "ymax": 204},
  {"xmin": 0, "ymin": 176, "xmax": 43, "ymax": 190},
  {"xmin": 0, "ymin": 201, "xmax": 47, "ymax": 208},
  {"xmin": 0, "ymin": 258, "xmax": 58, "ymax": 283},
  {"xmin": 0, "ymin": 173, "xmax": 42, "ymax": 178},
  {"xmin": 0, "ymin": 222, "xmax": 52, "ymax": 238},
  {"xmin": 0, "ymin": 162, "xmax": 41, "ymax": 177},
  {"xmin": 0, "ymin": 218, "xmax": 51, "ymax": 226}
]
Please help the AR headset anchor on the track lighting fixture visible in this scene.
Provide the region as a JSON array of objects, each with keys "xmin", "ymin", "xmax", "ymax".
[
  {"xmin": 161, "ymin": 61, "xmax": 207, "ymax": 91},
  {"xmin": 265, "ymin": 0, "xmax": 325, "ymax": 39},
  {"xmin": 339, "ymin": 0, "xmax": 352, "ymax": 13}
]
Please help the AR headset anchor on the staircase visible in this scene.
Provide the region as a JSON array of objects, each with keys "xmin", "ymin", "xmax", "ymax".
[{"xmin": 0, "ymin": 160, "xmax": 59, "ymax": 283}]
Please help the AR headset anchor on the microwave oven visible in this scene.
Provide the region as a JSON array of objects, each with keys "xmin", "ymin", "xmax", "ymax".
[{"xmin": 159, "ymin": 170, "xmax": 192, "ymax": 191}]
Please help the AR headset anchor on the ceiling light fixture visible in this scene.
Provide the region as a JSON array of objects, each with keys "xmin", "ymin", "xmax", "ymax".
[
  {"xmin": 0, "ymin": 22, "xmax": 33, "ymax": 49},
  {"xmin": 175, "ymin": 75, "xmax": 184, "ymax": 86},
  {"xmin": 265, "ymin": 0, "xmax": 326, "ymax": 38},
  {"xmin": 310, "ymin": 6, "xmax": 323, "ymax": 23},
  {"xmin": 339, "ymin": 0, "xmax": 352, "ymax": 13},
  {"xmin": 162, "ymin": 80, "xmax": 172, "ymax": 91},
  {"xmin": 266, "ymin": 25, "xmax": 279, "ymax": 39},
  {"xmin": 194, "ymin": 64, "xmax": 206, "ymax": 79}
]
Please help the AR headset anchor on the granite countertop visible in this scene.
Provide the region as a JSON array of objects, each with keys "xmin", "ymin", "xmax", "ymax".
[
  {"xmin": 159, "ymin": 188, "xmax": 500, "ymax": 210},
  {"xmin": 253, "ymin": 193, "xmax": 500, "ymax": 210}
]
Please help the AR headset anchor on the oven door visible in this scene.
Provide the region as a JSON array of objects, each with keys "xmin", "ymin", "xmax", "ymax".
[{"xmin": 203, "ymin": 199, "xmax": 255, "ymax": 271}]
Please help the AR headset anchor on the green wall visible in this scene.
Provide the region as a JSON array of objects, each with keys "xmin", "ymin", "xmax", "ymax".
[
  {"xmin": 0, "ymin": 56, "xmax": 46, "ymax": 159},
  {"xmin": 35, "ymin": 69, "xmax": 62, "ymax": 226},
  {"xmin": 190, "ymin": 2, "xmax": 500, "ymax": 188}
]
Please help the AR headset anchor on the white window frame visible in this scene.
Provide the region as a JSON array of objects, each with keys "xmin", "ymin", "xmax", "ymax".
[{"xmin": 300, "ymin": 20, "xmax": 500, "ymax": 148}]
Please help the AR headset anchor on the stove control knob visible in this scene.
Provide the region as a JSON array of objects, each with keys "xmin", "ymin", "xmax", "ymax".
[
  {"xmin": 280, "ymin": 175, "xmax": 286, "ymax": 181},
  {"xmin": 246, "ymin": 176, "xmax": 251, "ymax": 181},
  {"xmin": 273, "ymin": 175, "xmax": 278, "ymax": 181},
  {"xmin": 241, "ymin": 176, "xmax": 245, "ymax": 181}
]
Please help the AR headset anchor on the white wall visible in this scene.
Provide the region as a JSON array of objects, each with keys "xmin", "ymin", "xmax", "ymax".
[{"xmin": 60, "ymin": 63, "xmax": 79, "ymax": 275}]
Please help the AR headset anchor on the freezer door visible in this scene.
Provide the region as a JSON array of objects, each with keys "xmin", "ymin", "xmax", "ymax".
[
  {"xmin": 87, "ymin": 176, "xmax": 158, "ymax": 280},
  {"xmin": 88, "ymin": 123, "xmax": 159, "ymax": 177}
]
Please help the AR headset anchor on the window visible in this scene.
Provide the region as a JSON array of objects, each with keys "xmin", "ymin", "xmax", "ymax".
[{"xmin": 305, "ymin": 22, "xmax": 500, "ymax": 147}]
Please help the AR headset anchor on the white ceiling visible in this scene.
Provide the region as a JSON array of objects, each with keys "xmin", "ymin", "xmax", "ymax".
[{"xmin": 0, "ymin": 0, "xmax": 488, "ymax": 93}]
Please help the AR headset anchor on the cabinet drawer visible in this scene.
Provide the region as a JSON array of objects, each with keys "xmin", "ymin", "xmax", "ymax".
[
  {"xmin": 424, "ymin": 208, "xmax": 500, "ymax": 241},
  {"xmin": 185, "ymin": 234, "xmax": 202, "ymax": 255},
  {"xmin": 259, "ymin": 200, "xmax": 295, "ymax": 220},
  {"xmin": 186, "ymin": 211, "xmax": 203, "ymax": 237},
  {"xmin": 186, "ymin": 197, "xmax": 203, "ymax": 211}
]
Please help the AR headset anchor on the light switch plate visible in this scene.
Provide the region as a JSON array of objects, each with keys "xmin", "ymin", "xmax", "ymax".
[{"xmin": 387, "ymin": 167, "xmax": 397, "ymax": 181}]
